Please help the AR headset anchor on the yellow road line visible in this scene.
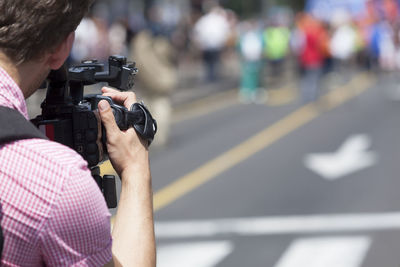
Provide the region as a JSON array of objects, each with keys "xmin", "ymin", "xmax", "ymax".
[
  {"xmin": 320, "ymin": 73, "xmax": 373, "ymax": 109},
  {"xmin": 154, "ymin": 104, "xmax": 318, "ymax": 210},
  {"xmin": 152, "ymin": 72, "xmax": 375, "ymax": 211}
]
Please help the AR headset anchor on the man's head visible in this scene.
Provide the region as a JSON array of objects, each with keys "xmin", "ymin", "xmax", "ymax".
[
  {"xmin": 0, "ymin": 0, "xmax": 94, "ymax": 66},
  {"xmin": 0, "ymin": 0, "xmax": 94, "ymax": 98}
]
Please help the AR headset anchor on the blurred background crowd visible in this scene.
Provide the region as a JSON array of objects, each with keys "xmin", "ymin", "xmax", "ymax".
[{"xmin": 66, "ymin": 0, "xmax": 400, "ymax": 147}]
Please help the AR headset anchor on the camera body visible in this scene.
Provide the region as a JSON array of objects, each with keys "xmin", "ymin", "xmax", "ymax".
[
  {"xmin": 31, "ymin": 56, "xmax": 157, "ymax": 208},
  {"xmin": 32, "ymin": 55, "xmax": 157, "ymax": 168}
]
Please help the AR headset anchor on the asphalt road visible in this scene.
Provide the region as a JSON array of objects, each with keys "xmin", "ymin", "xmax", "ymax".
[{"xmin": 150, "ymin": 70, "xmax": 400, "ymax": 267}]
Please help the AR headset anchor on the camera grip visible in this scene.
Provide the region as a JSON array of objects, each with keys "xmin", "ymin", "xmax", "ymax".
[{"xmin": 109, "ymin": 102, "xmax": 157, "ymax": 145}]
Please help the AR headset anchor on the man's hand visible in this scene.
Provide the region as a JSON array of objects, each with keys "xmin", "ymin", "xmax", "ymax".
[
  {"xmin": 98, "ymin": 87, "xmax": 156, "ymax": 267},
  {"xmin": 98, "ymin": 87, "xmax": 149, "ymax": 176}
]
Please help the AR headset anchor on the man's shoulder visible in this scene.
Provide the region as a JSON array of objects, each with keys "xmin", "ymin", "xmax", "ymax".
[{"xmin": 1, "ymin": 138, "xmax": 88, "ymax": 171}]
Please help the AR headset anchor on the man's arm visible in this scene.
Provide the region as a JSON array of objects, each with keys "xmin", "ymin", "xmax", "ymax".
[{"xmin": 98, "ymin": 87, "xmax": 156, "ymax": 267}]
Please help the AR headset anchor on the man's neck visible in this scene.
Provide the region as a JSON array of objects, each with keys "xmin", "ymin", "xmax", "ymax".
[{"xmin": 0, "ymin": 53, "xmax": 48, "ymax": 99}]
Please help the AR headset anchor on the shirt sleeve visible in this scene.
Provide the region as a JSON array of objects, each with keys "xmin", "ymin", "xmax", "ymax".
[{"xmin": 39, "ymin": 162, "xmax": 112, "ymax": 266}]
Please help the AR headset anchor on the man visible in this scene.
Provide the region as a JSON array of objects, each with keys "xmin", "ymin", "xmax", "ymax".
[
  {"xmin": 130, "ymin": 28, "xmax": 178, "ymax": 147},
  {"xmin": 192, "ymin": 3, "xmax": 230, "ymax": 82},
  {"xmin": 297, "ymin": 14, "xmax": 327, "ymax": 103},
  {"xmin": 0, "ymin": 0, "xmax": 156, "ymax": 266}
]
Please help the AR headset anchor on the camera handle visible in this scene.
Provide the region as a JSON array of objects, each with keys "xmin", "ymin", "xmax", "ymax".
[
  {"xmin": 86, "ymin": 95, "xmax": 157, "ymax": 145},
  {"xmin": 91, "ymin": 166, "xmax": 117, "ymax": 209}
]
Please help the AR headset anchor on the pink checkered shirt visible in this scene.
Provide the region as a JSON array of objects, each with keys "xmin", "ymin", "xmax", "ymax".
[{"xmin": 0, "ymin": 67, "xmax": 112, "ymax": 266}]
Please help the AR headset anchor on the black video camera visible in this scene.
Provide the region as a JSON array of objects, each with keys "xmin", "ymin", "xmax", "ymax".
[{"xmin": 31, "ymin": 55, "xmax": 157, "ymax": 208}]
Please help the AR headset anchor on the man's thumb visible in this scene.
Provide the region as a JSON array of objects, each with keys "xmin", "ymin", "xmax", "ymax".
[{"xmin": 98, "ymin": 100, "xmax": 118, "ymax": 134}]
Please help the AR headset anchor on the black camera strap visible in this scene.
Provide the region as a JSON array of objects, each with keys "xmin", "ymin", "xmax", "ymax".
[
  {"xmin": 0, "ymin": 106, "xmax": 47, "ymax": 144},
  {"xmin": 0, "ymin": 106, "xmax": 48, "ymax": 259}
]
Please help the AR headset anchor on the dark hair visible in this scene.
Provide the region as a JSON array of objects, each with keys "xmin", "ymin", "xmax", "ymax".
[{"xmin": 0, "ymin": 0, "xmax": 94, "ymax": 64}]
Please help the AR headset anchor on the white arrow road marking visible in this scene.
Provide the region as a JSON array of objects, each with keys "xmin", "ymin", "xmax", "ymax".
[
  {"xmin": 156, "ymin": 212, "xmax": 400, "ymax": 239},
  {"xmin": 274, "ymin": 236, "xmax": 371, "ymax": 267},
  {"xmin": 157, "ymin": 241, "xmax": 233, "ymax": 267},
  {"xmin": 304, "ymin": 134, "xmax": 378, "ymax": 180}
]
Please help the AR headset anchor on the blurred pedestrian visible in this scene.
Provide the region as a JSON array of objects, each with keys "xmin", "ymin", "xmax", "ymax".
[
  {"xmin": 70, "ymin": 16, "xmax": 99, "ymax": 63},
  {"xmin": 192, "ymin": 2, "xmax": 230, "ymax": 82},
  {"xmin": 298, "ymin": 14, "xmax": 327, "ymax": 103},
  {"xmin": 368, "ymin": 19, "xmax": 395, "ymax": 70},
  {"xmin": 290, "ymin": 13, "xmax": 307, "ymax": 76},
  {"xmin": 378, "ymin": 20, "xmax": 396, "ymax": 71},
  {"xmin": 330, "ymin": 10, "xmax": 358, "ymax": 74},
  {"xmin": 108, "ymin": 19, "xmax": 130, "ymax": 57},
  {"xmin": 263, "ymin": 19, "xmax": 291, "ymax": 85},
  {"xmin": 130, "ymin": 29, "xmax": 178, "ymax": 147},
  {"xmin": 70, "ymin": 13, "xmax": 110, "ymax": 64},
  {"xmin": 237, "ymin": 20, "xmax": 265, "ymax": 103}
]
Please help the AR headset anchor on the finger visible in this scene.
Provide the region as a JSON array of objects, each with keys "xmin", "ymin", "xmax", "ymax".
[
  {"xmin": 103, "ymin": 91, "xmax": 137, "ymax": 109},
  {"xmin": 102, "ymin": 87, "xmax": 137, "ymax": 108},
  {"xmin": 102, "ymin": 87, "xmax": 119, "ymax": 94},
  {"xmin": 98, "ymin": 100, "xmax": 120, "ymax": 138}
]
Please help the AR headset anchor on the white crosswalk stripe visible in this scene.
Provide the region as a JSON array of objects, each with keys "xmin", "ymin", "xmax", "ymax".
[
  {"xmin": 157, "ymin": 236, "xmax": 372, "ymax": 267},
  {"xmin": 157, "ymin": 241, "xmax": 233, "ymax": 267},
  {"xmin": 274, "ymin": 236, "xmax": 371, "ymax": 267}
]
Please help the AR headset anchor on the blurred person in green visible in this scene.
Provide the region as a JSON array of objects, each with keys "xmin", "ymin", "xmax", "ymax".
[
  {"xmin": 237, "ymin": 19, "xmax": 266, "ymax": 103},
  {"xmin": 263, "ymin": 19, "xmax": 291, "ymax": 85}
]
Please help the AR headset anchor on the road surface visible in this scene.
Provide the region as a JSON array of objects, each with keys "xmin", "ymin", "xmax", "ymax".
[{"xmin": 149, "ymin": 70, "xmax": 400, "ymax": 267}]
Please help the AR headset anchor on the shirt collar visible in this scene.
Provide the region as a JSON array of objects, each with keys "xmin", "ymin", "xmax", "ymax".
[{"xmin": 0, "ymin": 66, "xmax": 29, "ymax": 119}]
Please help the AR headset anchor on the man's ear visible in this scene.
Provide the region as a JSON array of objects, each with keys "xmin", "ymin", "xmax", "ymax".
[{"xmin": 46, "ymin": 32, "xmax": 75, "ymax": 70}]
